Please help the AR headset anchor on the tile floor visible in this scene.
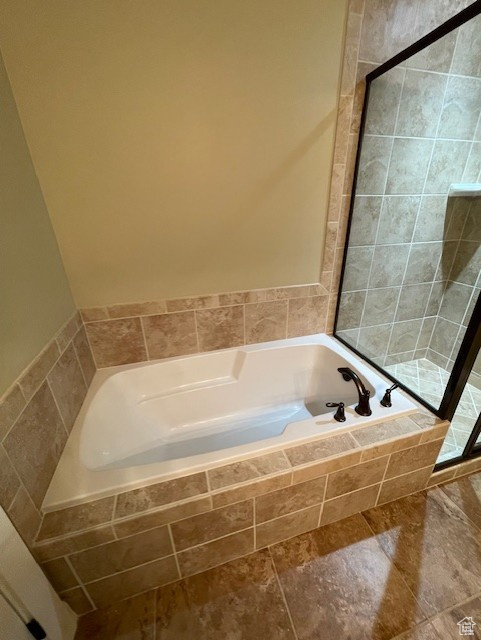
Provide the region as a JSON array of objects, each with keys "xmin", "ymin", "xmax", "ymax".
[
  {"xmin": 75, "ymin": 471, "xmax": 481, "ymax": 640},
  {"xmin": 385, "ymin": 358, "xmax": 481, "ymax": 462}
]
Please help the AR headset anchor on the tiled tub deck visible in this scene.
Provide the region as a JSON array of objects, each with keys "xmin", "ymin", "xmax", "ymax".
[{"xmin": 32, "ymin": 411, "xmax": 450, "ymax": 615}]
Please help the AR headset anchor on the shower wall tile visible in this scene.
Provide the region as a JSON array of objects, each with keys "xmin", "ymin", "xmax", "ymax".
[
  {"xmin": 395, "ymin": 70, "xmax": 447, "ymax": 138},
  {"xmin": 361, "ymin": 287, "xmax": 399, "ymax": 327},
  {"xmin": 142, "ymin": 311, "xmax": 198, "ymax": 359},
  {"xmin": 451, "ymin": 13, "xmax": 481, "ymax": 77},
  {"xmin": 425, "ymin": 141, "xmax": 471, "ymax": 195},
  {"xmin": 403, "ymin": 243, "xmax": 441, "ymax": 285},
  {"xmin": 439, "ymin": 282, "xmax": 474, "ymax": 324},
  {"xmin": 430, "ymin": 317, "xmax": 460, "ymax": 359},
  {"xmin": 406, "ymin": 29, "xmax": 457, "ymax": 72},
  {"xmin": 85, "ymin": 317, "xmax": 147, "ymax": 367},
  {"xmin": 364, "ymin": 68, "xmax": 405, "ymax": 135},
  {"xmin": 196, "ymin": 306, "xmax": 245, "ymax": 352},
  {"xmin": 337, "ymin": 290, "xmax": 366, "ymax": 330},
  {"xmin": 388, "ymin": 319, "xmax": 423, "ymax": 355},
  {"xmin": 369, "ymin": 244, "xmax": 410, "ymax": 288},
  {"xmin": 385, "ymin": 138, "xmax": 433, "ymax": 195},
  {"xmin": 356, "ymin": 135, "xmax": 393, "ymax": 195},
  {"xmin": 357, "ymin": 324, "xmax": 392, "ymax": 358},
  {"xmin": 438, "ymin": 76, "xmax": 481, "ymax": 141},
  {"xmin": 417, "ymin": 317, "xmax": 437, "ymax": 350},
  {"xmin": 342, "ymin": 246, "xmax": 374, "ymax": 291},
  {"xmin": 413, "ymin": 196, "xmax": 449, "ymax": 243},
  {"xmin": 348, "ymin": 196, "xmax": 382, "ymax": 246},
  {"xmin": 18, "ymin": 341, "xmax": 60, "ymax": 402},
  {"xmin": 377, "ymin": 196, "xmax": 420, "ymax": 245},
  {"xmin": 396, "ymin": 283, "xmax": 431, "ymax": 322},
  {"xmin": 450, "ymin": 241, "xmax": 481, "ymax": 286}
]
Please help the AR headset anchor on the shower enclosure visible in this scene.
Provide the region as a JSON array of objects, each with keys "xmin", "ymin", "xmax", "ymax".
[{"xmin": 334, "ymin": 2, "xmax": 481, "ymax": 469}]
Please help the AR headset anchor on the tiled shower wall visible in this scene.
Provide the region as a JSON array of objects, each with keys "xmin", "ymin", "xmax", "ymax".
[
  {"xmin": 0, "ymin": 314, "xmax": 95, "ymax": 549},
  {"xmin": 331, "ymin": 2, "xmax": 481, "ymax": 370},
  {"xmin": 322, "ymin": 0, "xmax": 479, "ymax": 334}
]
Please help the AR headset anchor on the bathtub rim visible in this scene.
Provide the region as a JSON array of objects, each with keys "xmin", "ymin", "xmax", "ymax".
[{"xmin": 42, "ymin": 333, "xmax": 418, "ymax": 512}]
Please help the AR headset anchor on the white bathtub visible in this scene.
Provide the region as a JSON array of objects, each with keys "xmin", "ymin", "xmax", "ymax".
[{"xmin": 43, "ymin": 335, "xmax": 417, "ymax": 510}]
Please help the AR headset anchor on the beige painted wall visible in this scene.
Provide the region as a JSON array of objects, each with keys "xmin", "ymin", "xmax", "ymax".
[
  {"xmin": 0, "ymin": 0, "xmax": 347, "ymax": 307},
  {"xmin": 0, "ymin": 51, "xmax": 75, "ymax": 395}
]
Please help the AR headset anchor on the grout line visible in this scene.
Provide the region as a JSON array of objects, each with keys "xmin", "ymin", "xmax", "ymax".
[
  {"xmin": 375, "ymin": 453, "xmax": 391, "ymax": 505},
  {"xmin": 167, "ymin": 523, "xmax": 182, "ymax": 578},
  {"xmin": 139, "ymin": 317, "xmax": 150, "ymax": 362}
]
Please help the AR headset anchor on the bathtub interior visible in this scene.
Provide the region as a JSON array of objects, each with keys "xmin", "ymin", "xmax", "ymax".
[{"xmin": 80, "ymin": 342, "xmax": 377, "ymax": 470}]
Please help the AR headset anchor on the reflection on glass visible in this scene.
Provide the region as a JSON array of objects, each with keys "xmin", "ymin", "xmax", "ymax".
[{"xmin": 336, "ymin": 10, "xmax": 481, "ymax": 414}]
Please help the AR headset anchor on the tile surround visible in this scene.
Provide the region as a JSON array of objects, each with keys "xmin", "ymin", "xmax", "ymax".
[{"xmin": 30, "ymin": 411, "xmax": 450, "ymax": 612}]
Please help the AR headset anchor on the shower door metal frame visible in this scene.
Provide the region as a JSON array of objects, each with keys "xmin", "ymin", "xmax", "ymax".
[{"xmin": 332, "ymin": 0, "xmax": 481, "ymax": 470}]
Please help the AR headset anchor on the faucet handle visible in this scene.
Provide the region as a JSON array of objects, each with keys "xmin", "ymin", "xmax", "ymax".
[
  {"xmin": 380, "ymin": 383, "xmax": 399, "ymax": 407},
  {"xmin": 326, "ymin": 402, "xmax": 346, "ymax": 422}
]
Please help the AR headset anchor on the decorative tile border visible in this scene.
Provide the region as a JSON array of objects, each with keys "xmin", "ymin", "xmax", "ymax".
[
  {"xmin": 30, "ymin": 411, "xmax": 449, "ymax": 613},
  {"xmin": 80, "ymin": 283, "xmax": 330, "ymax": 368},
  {"xmin": 0, "ymin": 312, "xmax": 95, "ymax": 549}
]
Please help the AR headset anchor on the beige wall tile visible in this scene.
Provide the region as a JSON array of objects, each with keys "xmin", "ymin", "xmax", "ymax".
[
  {"xmin": 47, "ymin": 343, "xmax": 87, "ymax": 432},
  {"xmin": 142, "ymin": 311, "xmax": 197, "ymax": 359},
  {"xmin": 114, "ymin": 496, "xmax": 212, "ymax": 538},
  {"xmin": 73, "ymin": 326, "xmax": 96, "ymax": 386},
  {"xmin": 352, "ymin": 417, "xmax": 421, "ymax": 448},
  {"xmin": 244, "ymin": 301, "xmax": 288, "ymax": 344},
  {"xmin": 196, "ymin": 306, "xmax": 245, "ymax": 352},
  {"xmin": 212, "ymin": 473, "xmax": 292, "ymax": 509},
  {"xmin": 107, "ymin": 301, "xmax": 167, "ymax": 318},
  {"xmin": 70, "ymin": 525, "xmax": 173, "ymax": 582},
  {"xmin": 419, "ymin": 422, "xmax": 449, "ymax": 444},
  {"xmin": 7, "ymin": 486, "xmax": 41, "ymax": 546},
  {"xmin": 18, "ymin": 341, "xmax": 60, "ymax": 401},
  {"xmin": 292, "ymin": 451, "xmax": 362, "ymax": 483},
  {"xmin": 455, "ymin": 457, "xmax": 481, "ymax": 478},
  {"xmin": 0, "ymin": 445, "xmax": 20, "ymax": 509},
  {"xmin": 38, "ymin": 496, "xmax": 115, "ymax": 540},
  {"xmin": 377, "ymin": 466, "xmax": 432, "ymax": 505},
  {"xmin": 85, "ymin": 318, "xmax": 147, "ymax": 367},
  {"xmin": 115, "ymin": 473, "xmax": 208, "ymax": 518},
  {"xmin": 320, "ymin": 483, "xmax": 380, "ymax": 526},
  {"xmin": 171, "ymin": 501, "xmax": 253, "ymax": 551},
  {"xmin": 177, "ymin": 528, "xmax": 254, "ymax": 578},
  {"xmin": 287, "ymin": 295, "xmax": 328, "ymax": 338},
  {"xmin": 34, "ymin": 525, "xmax": 116, "ymax": 562},
  {"xmin": 385, "ymin": 439, "xmax": 443, "ymax": 480},
  {"xmin": 60, "ymin": 587, "xmax": 93, "ymax": 615},
  {"xmin": 360, "ymin": 433, "xmax": 423, "ymax": 461},
  {"xmin": 56, "ymin": 313, "xmax": 81, "ymax": 352},
  {"xmin": 208, "ymin": 451, "xmax": 289, "ymax": 491},
  {"xmin": 0, "ymin": 384, "xmax": 26, "ymax": 441},
  {"xmin": 80, "ymin": 308, "xmax": 108, "ymax": 322},
  {"xmin": 255, "ymin": 476, "xmax": 326, "ymax": 524},
  {"xmin": 256, "ymin": 505, "xmax": 320, "ymax": 549},
  {"xmin": 41, "ymin": 557, "xmax": 78, "ymax": 591},
  {"xmin": 285, "ymin": 432, "xmax": 358, "ymax": 467},
  {"xmin": 85, "ymin": 556, "xmax": 179, "ymax": 609},
  {"xmin": 166, "ymin": 295, "xmax": 220, "ymax": 313},
  {"xmin": 325, "ymin": 456, "xmax": 389, "ymax": 500},
  {"xmin": 3, "ymin": 382, "xmax": 67, "ymax": 508}
]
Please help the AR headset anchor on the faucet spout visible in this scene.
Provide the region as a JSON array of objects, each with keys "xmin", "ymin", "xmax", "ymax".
[{"xmin": 337, "ymin": 367, "xmax": 372, "ymax": 416}]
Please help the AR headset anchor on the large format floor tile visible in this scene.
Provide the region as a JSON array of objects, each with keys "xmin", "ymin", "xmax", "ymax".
[
  {"xmin": 75, "ymin": 472, "xmax": 481, "ymax": 640},
  {"xmin": 155, "ymin": 550, "xmax": 295, "ymax": 639},
  {"xmin": 270, "ymin": 513, "xmax": 425, "ymax": 640},
  {"xmin": 364, "ymin": 487, "xmax": 481, "ymax": 616}
]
